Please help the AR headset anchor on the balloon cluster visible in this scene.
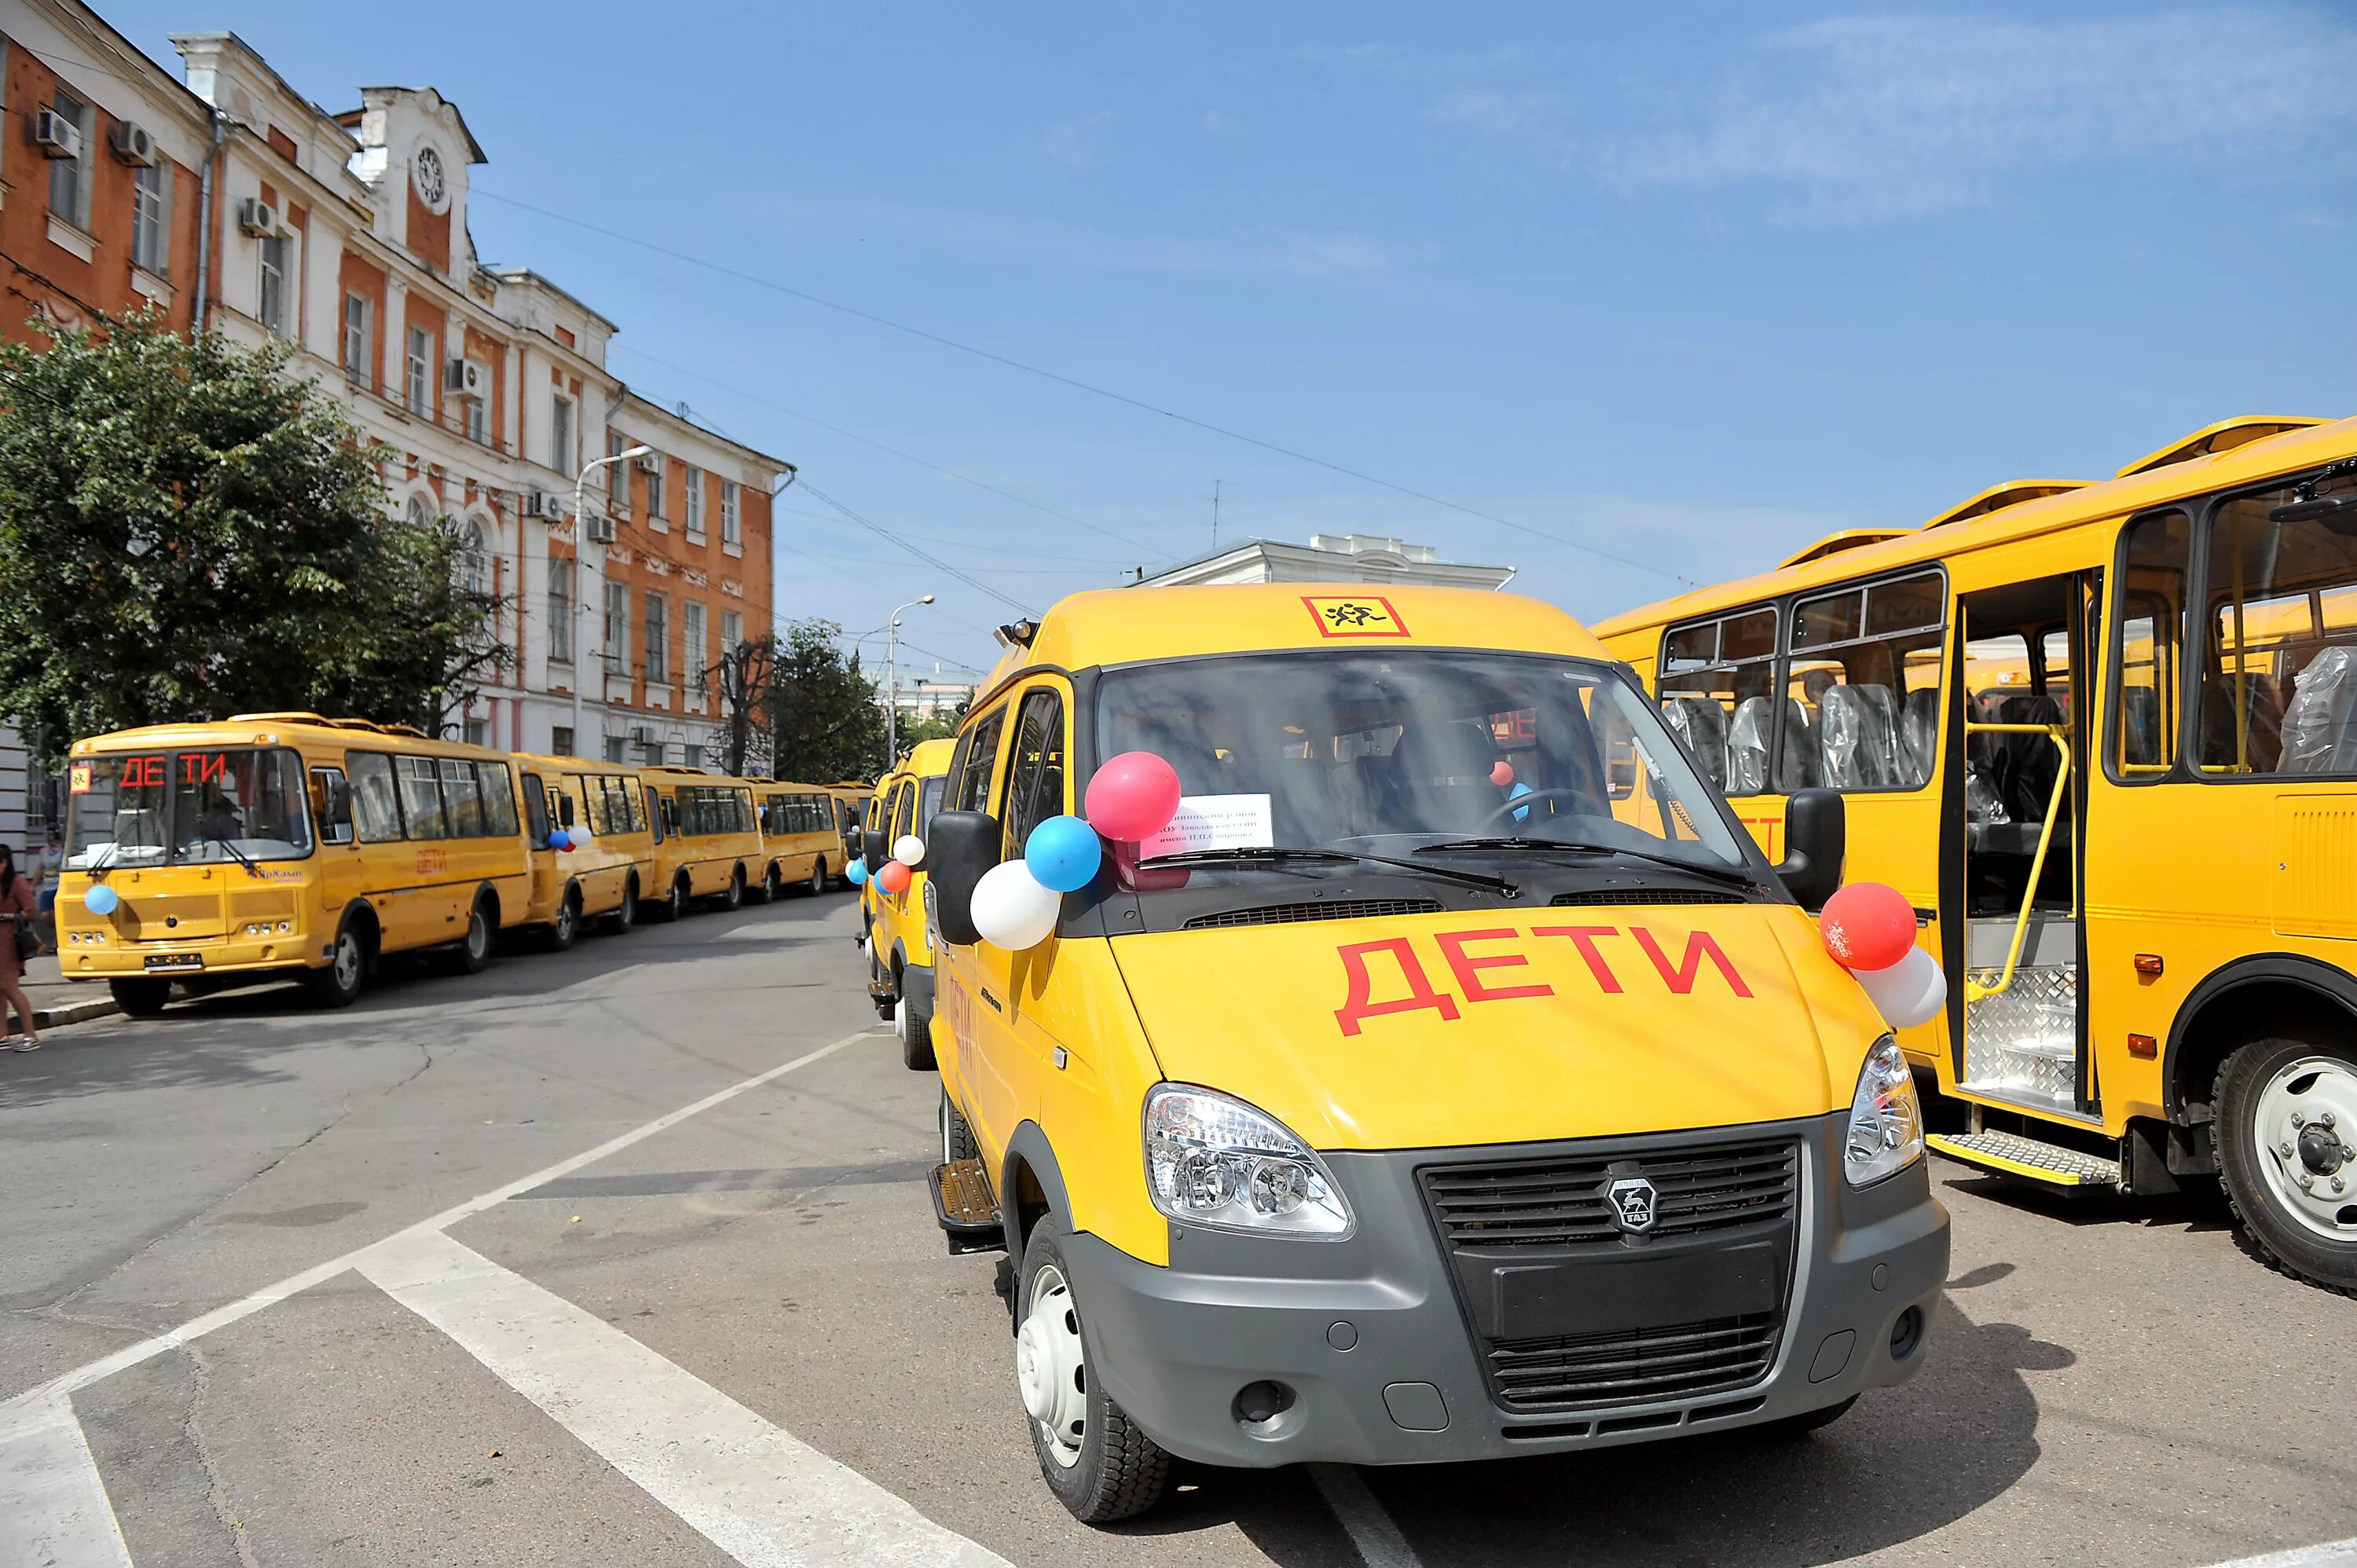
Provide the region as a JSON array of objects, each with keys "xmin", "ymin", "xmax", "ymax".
[
  {"xmin": 969, "ymin": 751, "xmax": 1181, "ymax": 951},
  {"xmin": 547, "ymin": 824, "xmax": 593, "ymax": 853},
  {"xmin": 1820, "ymin": 881, "xmax": 1946, "ymax": 1029},
  {"xmin": 84, "ymin": 881, "xmax": 121, "ymax": 916}
]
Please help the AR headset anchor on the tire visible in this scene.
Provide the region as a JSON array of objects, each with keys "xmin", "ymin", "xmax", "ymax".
[
  {"xmin": 758, "ymin": 864, "xmax": 782, "ymax": 904},
  {"xmin": 900, "ymin": 983, "xmax": 937, "ymax": 1072},
  {"xmin": 304, "ymin": 919, "xmax": 368, "ymax": 1009},
  {"xmin": 547, "ymin": 888, "xmax": 581, "ymax": 952},
  {"xmin": 941, "ymin": 1090, "xmax": 980, "ymax": 1164},
  {"xmin": 809, "ymin": 858, "xmax": 828, "ymax": 896},
  {"xmin": 1750, "ymin": 1395, "xmax": 1857, "ymax": 1439},
  {"xmin": 2216, "ymin": 1037, "xmax": 2357, "ymax": 1296},
  {"xmin": 109, "ymin": 976, "xmax": 174, "ymax": 1018},
  {"xmin": 658, "ymin": 874, "xmax": 691, "ymax": 923},
  {"xmin": 452, "ymin": 899, "xmax": 494, "ymax": 975},
  {"xmin": 720, "ymin": 866, "xmax": 746, "ymax": 911},
  {"xmin": 1015, "ymin": 1223, "xmax": 1171, "ymax": 1523},
  {"xmin": 603, "ymin": 877, "xmax": 639, "ymax": 936}
]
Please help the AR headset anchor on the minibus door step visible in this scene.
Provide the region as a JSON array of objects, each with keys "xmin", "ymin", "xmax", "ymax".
[
  {"xmin": 929, "ymin": 1158, "xmax": 1006, "ymax": 1254},
  {"xmin": 1927, "ymin": 1130, "xmax": 2120, "ymax": 1189}
]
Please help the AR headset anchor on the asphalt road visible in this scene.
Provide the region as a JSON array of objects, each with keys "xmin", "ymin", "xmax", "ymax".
[{"xmin": 2, "ymin": 890, "xmax": 2352, "ymax": 1568}]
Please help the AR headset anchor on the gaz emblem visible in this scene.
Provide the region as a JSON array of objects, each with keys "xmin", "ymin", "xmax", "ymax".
[{"xmin": 1607, "ymin": 1176, "xmax": 1659, "ymax": 1234}]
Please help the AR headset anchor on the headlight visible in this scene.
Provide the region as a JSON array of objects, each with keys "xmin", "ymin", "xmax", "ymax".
[
  {"xmin": 1143, "ymin": 1083, "xmax": 1353, "ymax": 1239},
  {"xmin": 1845, "ymin": 1034, "xmax": 1924, "ymax": 1186}
]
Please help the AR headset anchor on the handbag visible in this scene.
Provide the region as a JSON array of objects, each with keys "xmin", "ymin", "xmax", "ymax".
[{"xmin": 14, "ymin": 913, "xmax": 39, "ymax": 965}]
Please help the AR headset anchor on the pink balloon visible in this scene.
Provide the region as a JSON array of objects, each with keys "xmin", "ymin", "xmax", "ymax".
[
  {"xmin": 876, "ymin": 859, "xmax": 912, "ymax": 895},
  {"xmin": 1489, "ymin": 760, "xmax": 1515, "ymax": 787},
  {"xmin": 1084, "ymin": 751, "xmax": 1182, "ymax": 842},
  {"xmin": 1820, "ymin": 881, "xmax": 1917, "ymax": 973}
]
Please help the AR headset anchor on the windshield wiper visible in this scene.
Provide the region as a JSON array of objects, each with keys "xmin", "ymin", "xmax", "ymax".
[
  {"xmin": 1414, "ymin": 836, "xmax": 1758, "ymax": 888},
  {"xmin": 203, "ymin": 831, "xmax": 265, "ymax": 877},
  {"xmin": 1140, "ymin": 846, "xmax": 1518, "ymax": 896}
]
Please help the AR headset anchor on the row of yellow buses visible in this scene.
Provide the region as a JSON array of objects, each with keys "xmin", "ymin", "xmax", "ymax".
[
  {"xmin": 1596, "ymin": 413, "xmax": 2357, "ymax": 1296},
  {"xmin": 857, "ymin": 738, "xmax": 955, "ymax": 1066},
  {"xmin": 55, "ymin": 713, "xmax": 855, "ymax": 1016}
]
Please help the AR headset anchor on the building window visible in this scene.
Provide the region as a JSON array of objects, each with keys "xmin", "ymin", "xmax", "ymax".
[
  {"xmin": 548, "ymin": 557, "xmax": 574, "ymax": 663},
  {"xmin": 551, "ymin": 724, "xmax": 575, "ymax": 757},
  {"xmin": 552, "ymin": 397, "xmax": 574, "ymax": 476},
  {"xmin": 607, "ymin": 432, "xmax": 629, "ymax": 509},
  {"xmin": 258, "ymin": 236, "xmax": 289, "ymax": 336},
  {"xmin": 603, "ymin": 580, "xmax": 630, "ymax": 675},
  {"xmin": 645, "ymin": 454, "xmax": 666, "ymax": 519},
  {"xmin": 721, "ymin": 609, "xmax": 742, "ymax": 653},
  {"xmin": 460, "ymin": 522, "xmax": 489, "ymax": 596},
  {"xmin": 131, "ymin": 162, "xmax": 167, "ymax": 273},
  {"xmin": 644, "ymin": 592, "xmax": 669, "ymax": 683},
  {"xmin": 684, "ymin": 742, "xmax": 703, "ymax": 771},
  {"xmin": 405, "ymin": 328, "xmax": 431, "ymax": 416},
  {"xmin": 46, "ymin": 96, "xmax": 89, "ymax": 229},
  {"xmin": 465, "ymin": 397, "xmax": 486, "ymax": 445},
  {"xmin": 342, "ymin": 292, "xmax": 372, "ymax": 384},
  {"xmin": 684, "ymin": 601, "xmax": 707, "ymax": 691},
  {"xmin": 721, "ymin": 480, "xmax": 741, "ymax": 546},
  {"xmin": 463, "ymin": 719, "xmax": 489, "ymax": 746},
  {"xmin": 684, "ymin": 467, "xmax": 705, "ymax": 538},
  {"xmin": 604, "ymin": 735, "xmax": 628, "ymax": 764}
]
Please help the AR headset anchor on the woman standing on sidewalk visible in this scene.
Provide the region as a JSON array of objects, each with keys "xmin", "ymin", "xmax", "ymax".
[{"xmin": 0, "ymin": 844, "xmax": 45, "ymax": 1051}]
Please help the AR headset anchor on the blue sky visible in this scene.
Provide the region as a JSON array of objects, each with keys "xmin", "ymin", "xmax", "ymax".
[{"xmin": 105, "ymin": 1, "xmax": 2357, "ymax": 680}]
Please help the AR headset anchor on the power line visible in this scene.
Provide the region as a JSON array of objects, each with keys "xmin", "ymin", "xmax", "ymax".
[
  {"xmin": 796, "ymin": 482, "xmax": 1035, "ymax": 617},
  {"xmin": 471, "ymin": 186, "xmax": 1691, "ymax": 585},
  {"xmin": 775, "ymin": 507, "xmax": 1142, "ymax": 567}
]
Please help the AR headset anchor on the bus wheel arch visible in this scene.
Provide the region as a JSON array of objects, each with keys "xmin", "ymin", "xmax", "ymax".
[
  {"xmin": 454, "ymin": 885, "xmax": 499, "ymax": 973},
  {"xmin": 758, "ymin": 861, "xmax": 782, "ymax": 903},
  {"xmin": 2167, "ymin": 957, "xmax": 2357, "ymax": 1127},
  {"xmin": 309, "ymin": 903, "xmax": 376, "ymax": 1007},
  {"xmin": 999, "ymin": 1123, "xmax": 1072, "ymax": 1326},
  {"xmin": 549, "ymin": 881, "xmax": 584, "ymax": 951}
]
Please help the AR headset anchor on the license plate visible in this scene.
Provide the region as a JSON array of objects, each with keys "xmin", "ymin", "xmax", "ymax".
[{"xmin": 142, "ymin": 954, "xmax": 203, "ymax": 973}]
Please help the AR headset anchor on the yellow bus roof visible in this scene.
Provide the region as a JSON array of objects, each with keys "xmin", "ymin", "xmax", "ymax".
[
  {"xmin": 69, "ymin": 713, "xmax": 496, "ymax": 757},
  {"xmin": 1595, "ymin": 412, "xmax": 2353, "ymax": 641}
]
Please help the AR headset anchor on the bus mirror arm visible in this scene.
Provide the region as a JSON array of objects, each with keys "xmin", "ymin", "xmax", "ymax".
[
  {"xmin": 924, "ymin": 810, "xmax": 1001, "ymax": 948},
  {"xmin": 1774, "ymin": 788, "xmax": 1846, "ymax": 913}
]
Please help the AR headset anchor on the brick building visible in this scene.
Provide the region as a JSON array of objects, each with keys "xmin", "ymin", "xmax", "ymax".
[{"xmin": 0, "ymin": 0, "xmax": 787, "ymax": 850}]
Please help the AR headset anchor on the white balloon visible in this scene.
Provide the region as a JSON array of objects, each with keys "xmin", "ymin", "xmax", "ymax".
[
  {"xmin": 1856, "ymin": 946, "xmax": 1947, "ymax": 1030},
  {"xmin": 971, "ymin": 860, "xmax": 1062, "ymax": 950},
  {"xmin": 570, "ymin": 822, "xmax": 592, "ymax": 841},
  {"xmin": 893, "ymin": 833, "xmax": 926, "ymax": 867}
]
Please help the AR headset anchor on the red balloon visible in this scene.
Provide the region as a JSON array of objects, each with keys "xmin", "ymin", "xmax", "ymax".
[
  {"xmin": 1084, "ymin": 751, "xmax": 1182, "ymax": 842},
  {"xmin": 1820, "ymin": 881, "xmax": 1917, "ymax": 972},
  {"xmin": 875, "ymin": 859, "xmax": 913, "ymax": 895},
  {"xmin": 1489, "ymin": 760, "xmax": 1515, "ymax": 787}
]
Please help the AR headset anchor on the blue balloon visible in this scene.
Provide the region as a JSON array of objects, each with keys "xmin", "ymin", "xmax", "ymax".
[
  {"xmin": 546, "ymin": 829, "xmax": 570, "ymax": 851},
  {"xmin": 1025, "ymin": 814, "xmax": 1103, "ymax": 894},
  {"xmin": 1508, "ymin": 781, "xmax": 1534, "ymax": 823},
  {"xmin": 845, "ymin": 858, "xmax": 868, "ymax": 886},
  {"xmin": 84, "ymin": 881, "xmax": 120, "ymax": 916}
]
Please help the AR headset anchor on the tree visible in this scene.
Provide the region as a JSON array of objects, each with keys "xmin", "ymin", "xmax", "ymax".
[
  {"xmin": 764, "ymin": 617, "xmax": 887, "ymax": 782},
  {"xmin": 714, "ymin": 633, "xmax": 773, "ymax": 778},
  {"xmin": 0, "ymin": 310, "xmax": 508, "ymax": 761}
]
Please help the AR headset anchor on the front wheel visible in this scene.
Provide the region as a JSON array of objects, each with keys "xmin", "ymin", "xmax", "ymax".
[
  {"xmin": 720, "ymin": 866, "xmax": 746, "ymax": 911},
  {"xmin": 305, "ymin": 921, "xmax": 368, "ymax": 1008},
  {"xmin": 658, "ymin": 875, "xmax": 691, "ymax": 922},
  {"xmin": 809, "ymin": 859, "xmax": 828, "ymax": 896},
  {"xmin": 758, "ymin": 864, "xmax": 782, "ymax": 904},
  {"xmin": 603, "ymin": 877, "xmax": 639, "ymax": 935},
  {"xmin": 1016, "ymin": 1224, "xmax": 1171, "ymax": 1523},
  {"xmin": 2217, "ymin": 1037, "xmax": 2357, "ymax": 1296},
  {"xmin": 900, "ymin": 984, "xmax": 936, "ymax": 1072},
  {"xmin": 109, "ymin": 976, "xmax": 174, "ymax": 1017},
  {"xmin": 451, "ymin": 899, "xmax": 494, "ymax": 974},
  {"xmin": 548, "ymin": 889, "xmax": 581, "ymax": 951}
]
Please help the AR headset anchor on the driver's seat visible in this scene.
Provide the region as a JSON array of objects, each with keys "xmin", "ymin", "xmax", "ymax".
[{"xmin": 1383, "ymin": 720, "xmax": 1505, "ymax": 833}]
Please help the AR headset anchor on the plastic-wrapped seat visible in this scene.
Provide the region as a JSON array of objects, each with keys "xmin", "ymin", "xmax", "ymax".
[
  {"xmin": 1901, "ymin": 688, "xmax": 1940, "ymax": 786},
  {"xmin": 1726, "ymin": 698, "xmax": 1773, "ymax": 795},
  {"xmin": 1661, "ymin": 694, "xmax": 1729, "ymax": 792},
  {"xmin": 2282, "ymin": 647, "xmax": 2357, "ymax": 773},
  {"xmin": 1818, "ymin": 683, "xmax": 1903, "ymax": 788}
]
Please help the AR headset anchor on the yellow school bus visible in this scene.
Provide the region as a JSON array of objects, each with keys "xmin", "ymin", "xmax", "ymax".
[
  {"xmin": 1594, "ymin": 415, "xmax": 2357, "ymax": 1295},
  {"xmin": 751, "ymin": 781, "xmax": 845, "ymax": 899},
  {"xmin": 861, "ymin": 738, "xmax": 955, "ymax": 1065},
  {"xmin": 827, "ymin": 782, "xmax": 870, "ymax": 867},
  {"xmin": 511, "ymin": 755, "xmax": 659, "ymax": 942},
  {"xmin": 58, "ymin": 713, "xmax": 533, "ymax": 1013},
  {"xmin": 639, "ymin": 765, "xmax": 764, "ymax": 920}
]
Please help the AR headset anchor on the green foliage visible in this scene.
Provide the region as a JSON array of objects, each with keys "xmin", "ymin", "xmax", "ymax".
[
  {"xmin": 764, "ymin": 617, "xmax": 887, "ymax": 782},
  {"xmin": 0, "ymin": 311, "xmax": 507, "ymax": 760}
]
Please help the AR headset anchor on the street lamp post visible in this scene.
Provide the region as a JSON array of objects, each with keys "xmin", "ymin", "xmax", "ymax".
[
  {"xmin": 884, "ymin": 594, "xmax": 936, "ymax": 765},
  {"xmin": 569, "ymin": 445, "xmax": 653, "ymax": 757}
]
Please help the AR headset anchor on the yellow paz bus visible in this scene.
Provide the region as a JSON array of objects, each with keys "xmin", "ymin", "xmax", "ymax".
[
  {"xmin": 511, "ymin": 754, "xmax": 659, "ymax": 942},
  {"xmin": 751, "ymin": 781, "xmax": 847, "ymax": 900},
  {"xmin": 860, "ymin": 737, "xmax": 955, "ymax": 1065},
  {"xmin": 1595, "ymin": 414, "xmax": 2357, "ymax": 1295},
  {"xmin": 639, "ymin": 765, "xmax": 764, "ymax": 920},
  {"xmin": 58, "ymin": 713, "xmax": 533, "ymax": 1013}
]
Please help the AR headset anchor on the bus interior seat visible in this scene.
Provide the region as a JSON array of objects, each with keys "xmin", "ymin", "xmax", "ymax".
[
  {"xmin": 2282, "ymin": 646, "xmax": 2357, "ymax": 773},
  {"xmin": 1383, "ymin": 719, "xmax": 1505, "ymax": 832},
  {"xmin": 1818, "ymin": 683, "xmax": 1902, "ymax": 789},
  {"xmin": 2198, "ymin": 673, "xmax": 2286, "ymax": 772},
  {"xmin": 1775, "ymin": 697, "xmax": 1820, "ymax": 790},
  {"xmin": 1726, "ymin": 697, "xmax": 1773, "ymax": 795},
  {"xmin": 2120, "ymin": 687, "xmax": 2160, "ymax": 764},
  {"xmin": 1901, "ymin": 687, "xmax": 1939, "ymax": 782},
  {"xmin": 1991, "ymin": 693, "xmax": 2067, "ymax": 825},
  {"xmin": 1662, "ymin": 694, "xmax": 1728, "ymax": 791}
]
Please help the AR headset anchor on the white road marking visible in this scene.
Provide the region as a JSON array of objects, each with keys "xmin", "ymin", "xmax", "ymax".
[
  {"xmin": 1309, "ymin": 1464, "xmax": 1424, "ymax": 1568},
  {"xmin": 2207, "ymin": 1541, "xmax": 2357, "ymax": 1567},
  {"xmin": 0, "ymin": 1395, "xmax": 133, "ymax": 1568},
  {"xmin": 360, "ymin": 1229, "xmax": 1008, "ymax": 1568}
]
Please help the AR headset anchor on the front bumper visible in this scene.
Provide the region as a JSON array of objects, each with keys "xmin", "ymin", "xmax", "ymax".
[
  {"xmin": 60, "ymin": 936, "xmax": 319, "ymax": 980},
  {"xmin": 1065, "ymin": 1112, "xmax": 1947, "ymax": 1467}
]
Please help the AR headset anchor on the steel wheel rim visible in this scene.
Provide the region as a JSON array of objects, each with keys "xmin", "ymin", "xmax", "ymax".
[
  {"xmin": 2253, "ymin": 1054, "xmax": 2357, "ymax": 1241},
  {"xmin": 1016, "ymin": 1261, "xmax": 1087, "ymax": 1469},
  {"xmin": 810, "ymin": 863, "xmax": 826, "ymax": 894},
  {"xmin": 332, "ymin": 932, "xmax": 361, "ymax": 991},
  {"xmin": 467, "ymin": 910, "xmax": 489, "ymax": 959},
  {"xmin": 557, "ymin": 898, "xmax": 577, "ymax": 941}
]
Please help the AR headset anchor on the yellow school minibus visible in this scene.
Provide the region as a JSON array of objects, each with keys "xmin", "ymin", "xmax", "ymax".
[
  {"xmin": 511, "ymin": 755, "xmax": 658, "ymax": 942},
  {"xmin": 639, "ymin": 766, "xmax": 764, "ymax": 920},
  {"xmin": 862, "ymin": 738, "xmax": 955, "ymax": 1066},
  {"xmin": 58, "ymin": 713, "xmax": 533, "ymax": 1013},
  {"xmin": 917, "ymin": 584, "xmax": 1946, "ymax": 1521},
  {"xmin": 828, "ymin": 782, "xmax": 870, "ymax": 869},
  {"xmin": 752, "ymin": 781, "xmax": 844, "ymax": 899},
  {"xmin": 1595, "ymin": 414, "xmax": 2357, "ymax": 1295}
]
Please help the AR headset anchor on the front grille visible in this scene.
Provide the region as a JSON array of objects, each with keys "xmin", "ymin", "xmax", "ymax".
[
  {"xmin": 1183, "ymin": 898, "xmax": 1441, "ymax": 930},
  {"xmin": 1486, "ymin": 1313, "xmax": 1781, "ymax": 1410},
  {"xmin": 1421, "ymin": 1138, "xmax": 1797, "ymax": 1250},
  {"xmin": 1548, "ymin": 888, "xmax": 1747, "ymax": 907}
]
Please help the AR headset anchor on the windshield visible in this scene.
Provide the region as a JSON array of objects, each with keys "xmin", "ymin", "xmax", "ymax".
[
  {"xmin": 1094, "ymin": 650, "xmax": 1750, "ymax": 876},
  {"xmin": 918, "ymin": 775, "xmax": 947, "ymax": 836},
  {"xmin": 67, "ymin": 748, "xmax": 314, "ymax": 869}
]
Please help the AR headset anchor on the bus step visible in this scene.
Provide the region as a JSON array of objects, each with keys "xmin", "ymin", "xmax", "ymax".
[
  {"xmin": 1928, "ymin": 1130, "xmax": 2121, "ymax": 1189},
  {"xmin": 929, "ymin": 1157, "xmax": 1005, "ymax": 1254}
]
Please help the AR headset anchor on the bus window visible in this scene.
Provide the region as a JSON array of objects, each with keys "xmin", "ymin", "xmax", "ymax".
[
  {"xmin": 481, "ymin": 764, "xmax": 520, "ymax": 837},
  {"xmin": 522, "ymin": 773, "xmax": 552, "ymax": 848},
  {"xmin": 348, "ymin": 753, "xmax": 403, "ymax": 842},
  {"xmin": 1787, "ymin": 572, "xmax": 1946, "ymax": 793},
  {"xmin": 395, "ymin": 756, "xmax": 445, "ymax": 840},
  {"xmin": 647, "ymin": 783, "xmax": 667, "ymax": 843},
  {"xmin": 999, "ymin": 691, "xmax": 1065, "ymax": 859},
  {"xmin": 2198, "ymin": 478, "xmax": 2357, "ymax": 775},
  {"xmin": 440, "ymin": 759, "xmax": 486, "ymax": 837},
  {"xmin": 2113, "ymin": 511, "xmax": 2189, "ymax": 778},
  {"xmin": 311, "ymin": 767, "xmax": 354, "ymax": 846},
  {"xmin": 1659, "ymin": 606, "xmax": 1777, "ymax": 795}
]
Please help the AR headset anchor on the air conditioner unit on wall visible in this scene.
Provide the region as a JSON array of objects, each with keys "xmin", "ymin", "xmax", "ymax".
[
  {"xmin": 525, "ymin": 492, "xmax": 566, "ymax": 520},
  {"xmin": 108, "ymin": 122, "xmax": 158, "ymax": 167},
  {"xmin": 31, "ymin": 110, "xmax": 83, "ymax": 160},
  {"xmin": 630, "ymin": 726, "xmax": 656, "ymax": 746},
  {"xmin": 633, "ymin": 453, "xmax": 661, "ymax": 473},
  {"xmin": 583, "ymin": 515, "xmax": 616, "ymax": 544},
  {"xmin": 445, "ymin": 359, "xmax": 486, "ymax": 399},
  {"xmin": 237, "ymin": 198, "xmax": 278, "ymax": 237}
]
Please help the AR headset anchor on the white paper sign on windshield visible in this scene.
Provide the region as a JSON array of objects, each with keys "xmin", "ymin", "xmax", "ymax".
[{"xmin": 1138, "ymin": 793, "xmax": 1274, "ymax": 859}]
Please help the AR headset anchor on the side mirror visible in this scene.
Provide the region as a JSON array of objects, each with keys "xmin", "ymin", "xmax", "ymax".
[
  {"xmin": 1776, "ymin": 788, "xmax": 1846, "ymax": 912},
  {"xmin": 863, "ymin": 828, "xmax": 891, "ymax": 872},
  {"xmin": 559, "ymin": 795, "xmax": 576, "ymax": 828},
  {"xmin": 925, "ymin": 810, "xmax": 1000, "ymax": 947}
]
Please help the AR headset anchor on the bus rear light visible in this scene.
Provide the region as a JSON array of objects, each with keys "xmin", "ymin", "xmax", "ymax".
[
  {"xmin": 2134, "ymin": 954, "xmax": 2164, "ymax": 975},
  {"xmin": 2127, "ymin": 1033, "xmax": 2157, "ymax": 1058}
]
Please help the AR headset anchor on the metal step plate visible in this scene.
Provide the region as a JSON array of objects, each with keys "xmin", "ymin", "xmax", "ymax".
[
  {"xmin": 1927, "ymin": 1130, "xmax": 2121, "ymax": 1188},
  {"xmin": 929, "ymin": 1158, "xmax": 1005, "ymax": 1254}
]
